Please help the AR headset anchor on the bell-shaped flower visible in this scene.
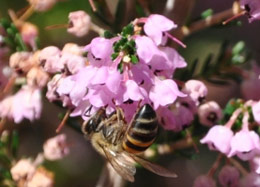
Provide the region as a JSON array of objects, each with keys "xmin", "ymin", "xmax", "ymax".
[
  {"xmin": 58, "ymin": 53, "xmax": 86, "ymax": 74},
  {"xmin": 149, "ymin": 78, "xmax": 186, "ymax": 109},
  {"xmin": 39, "ymin": 46, "xmax": 62, "ymax": 73},
  {"xmin": 228, "ymin": 129, "xmax": 260, "ymax": 161},
  {"xmin": 218, "ymin": 165, "xmax": 240, "ymax": 187},
  {"xmin": 239, "ymin": 173, "xmax": 260, "ymax": 187},
  {"xmin": 43, "ymin": 134, "xmax": 69, "ymax": 161},
  {"xmin": 61, "ymin": 43, "xmax": 84, "ymax": 56},
  {"xmin": 13, "ymin": 86, "xmax": 42, "ymax": 123},
  {"xmin": 241, "ymin": 63, "xmax": 260, "ymax": 100},
  {"xmin": 84, "ymin": 37, "xmax": 114, "ymax": 67},
  {"xmin": 198, "ymin": 101, "xmax": 222, "ymax": 127},
  {"xmin": 241, "ymin": 0, "xmax": 260, "ymax": 22},
  {"xmin": 143, "ymin": 14, "xmax": 177, "ymax": 46},
  {"xmin": 11, "ymin": 158, "xmax": 36, "ymax": 182},
  {"xmin": 9, "ymin": 52, "xmax": 34, "ymax": 75},
  {"xmin": 123, "ymin": 80, "xmax": 148, "ymax": 102},
  {"xmin": 27, "ymin": 66, "xmax": 49, "ymax": 88},
  {"xmin": 193, "ymin": 175, "xmax": 216, "ymax": 187},
  {"xmin": 28, "ymin": 0, "xmax": 57, "ymax": 12},
  {"xmin": 26, "ymin": 167, "xmax": 54, "ymax": 187},
  {"xmin": 67, "ymin": 11, "xmax": 91, "ymax": 37},
  {"xmin": 200, "ymin": 125, "xmax": 234, "ymax": 155},
  {"xmin": 250, "ymin": 155, "xmax": 260, "ymax": 174},
  {"xmin": 252, "ymin": 101, "xmax": 260, "ymax": 125},
  {"xmin": 182, "ymin": 80, "xmax": 208, "ymax": 106}
]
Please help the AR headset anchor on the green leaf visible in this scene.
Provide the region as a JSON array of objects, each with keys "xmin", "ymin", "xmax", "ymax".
[
  {"xmin": 117, "ymin": 61, "xmax": 124, "ymax": 74},
  {"xmin": 232, "ymin": 41, "xmax": 245, "ymax": 55},
  {"xmin": 15, "ymin": 33, "xmax": 28, "ymax": 51},
  {"xmin": 6, "ymin": 28, "xmax": 15, "ymax": 37},
  {"xmin": 201, "ymin": 9, "xmax": 213, "ymax": 19},
  {"xmin": 11, "ymin": 131, "xmax": 19, "ymax": 158},
  {"xmin": 10, "ymin": 23, "xmax": 19, "ymax": 33},
  {"xmin": 121, "ymin": 24, "xmax": 134, "ymax": 37},
  {"xmin": 232, "ymin": 54, "xmax": 245, "ymax": 64},
  {"xmin": 0, "ymin": 19, "xmax": 10, "ymax": 29},
  {"xmin": 103, "ymin": 30, "xmax": 114, "ymax": 39},
  {"xmin": 130, "ymin": 55, "xmax": 139, "ymax": 64},
  {"xmin": 111, "ymin": 52, "xmax": 119, "ymax": 60}
]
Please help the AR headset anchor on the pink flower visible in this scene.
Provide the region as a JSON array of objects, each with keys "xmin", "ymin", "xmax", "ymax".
[
  {"xmin": 67, "ymin": 11, "xmax": 91, "ymax": 37},
  {"xmin": 43, "ymin": 134, "xmax": 69, "ymax": 161},
  {"xmin": 157, "ymin": 104, "xmax": 194, "ymax": 131},
  {"xmin": 0, "ymin": 86, "xmax": 42, "ymax": 123},
  {"xmin": 149, "ymin": 78, "xmax": 185, "ymax": 109},
  {"xmin": 241, "ymin": 0, "xmax": 260, "ymax": 22},
  {"xmin": 84, "ymin": 37, "xmax": 114, "ymax": 67},
  {"xmin": 9, "ymin": 52, "xmax": 34, "ymax": 75},
  {"xmin": 0, "ymin": 63, "xmax": 12, "ymax": 90},
  {"xmin": 13, "ymin": 86, "xmax": 42, "ymax": 123},
  {"xmin": 11, "ymin": 159, "xmax": 36, "ymax": 182},
  {"xmin": 28, "ymin": 0, "xmax": 57, "ymax": 12},
  {"xmin": 58, "ymin": 53, "xmax": 86, "ymax": 74},
  {"xmin": 123, "ymin": 80, "xmax": 148, "ymax": 102},
  {"xmin": 0, "ymin": 96, "xmax": 14, "ymax": 120},
  {"xmin": 218, "ymin": 165, "xmax": 240, "ymax": 187},
  {"xmin": 239, "ymin": 173, "xmax": 260, "ymax": 187},
  {"xmin": 182, "ymin": 80, "xmax": 208, "ymax": 106},
  {"xmin": 250, "ymin": 155, "xmax": 260, "ymax": 174},
  {"xmin": 26, "ymin": 168, "xmax": 54, "ymax": 187},
  {"xmin": 241, "ymin": 63, "xmax": 260, "ymax": 100},
  {"xmin": 252, "ymin": 101, "xmax": 260, "ymax": 125},
  {"xmin": 39, "ymin": 46, "xmax": 62, "ymax": 73},
  {"xmin": 198, "ymin": 101, "xmax": 222, "ymax": 127},
  {"xmin": 20, "ymin": 22, "xmax": 38, "ymax": 50},
  {"xmin": 143, "ymin": 14, "xmax": 177, "ymax": 46},
  {"xmin": 200, "ymin": 125, "xmax": 234, "ymax": 155},
  {"xmin": 228, "ymin": 129, "xmax": 260, "ymax": 161},
  {"xmin": 26, "ymin": 66, "xmax": 49, "ymax": 88},
  {"xmin": 193, "ymin": 175, "xmax": 216, "ymax": 187},
  {"xmin": 136, "ymin": 36, "xmax": 186, "ymax": 78},
  {"xmin": 62, "ymin": 43, "xmax": 84, "ymax": 56}
]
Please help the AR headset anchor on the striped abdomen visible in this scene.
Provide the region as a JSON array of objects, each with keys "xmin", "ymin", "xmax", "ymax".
[{"xmin": 123, "ymin": 104, "xmax": 158, "ymax": 154}]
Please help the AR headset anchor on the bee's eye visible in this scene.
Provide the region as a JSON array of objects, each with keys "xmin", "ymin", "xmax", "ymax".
[{"xmin": 84, "ymin": 119, "xmax": 96, "ymax": 134}]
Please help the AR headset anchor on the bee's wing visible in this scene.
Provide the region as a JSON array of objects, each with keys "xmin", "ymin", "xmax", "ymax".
[
  {"xmin": 101, "ymin": 146, "xmax": 136, "ymax": 182},
  {"xmin": 130, "ymin": 155, "xmax": 177, "ymax": 178}
]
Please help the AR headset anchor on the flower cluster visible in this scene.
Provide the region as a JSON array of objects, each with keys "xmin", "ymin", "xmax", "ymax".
[
  {"xmin": 45, "ymin": 14, "xmax": 188, "ymax": 126},
  {"xmin": 201, "ymin": 100, "xmax": 260, "ymax": 164},
  {"xmin": 10, "ymin": 134, "xmax": 69, "ymax": 186}
]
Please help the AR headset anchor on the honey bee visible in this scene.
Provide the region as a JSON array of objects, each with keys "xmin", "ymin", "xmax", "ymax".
[{"xmin": 82, "ymin": 104, "xmax": 177, "ymax": 182}]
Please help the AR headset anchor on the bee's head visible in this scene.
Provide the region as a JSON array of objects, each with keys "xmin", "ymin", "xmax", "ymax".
[{"xmin": 82, "ymin": 108, "xmax": 106, "ymax": 135}]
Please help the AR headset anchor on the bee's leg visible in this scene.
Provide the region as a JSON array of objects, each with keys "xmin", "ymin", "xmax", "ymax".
[{"xmin": 116, "ymin": 107, "xmax": 125, "ymax": 125}]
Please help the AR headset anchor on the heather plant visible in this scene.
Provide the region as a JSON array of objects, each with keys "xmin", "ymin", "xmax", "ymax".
[{"xmin": 0, "ymin": 0, "xmax": 260, "ymax": 186}]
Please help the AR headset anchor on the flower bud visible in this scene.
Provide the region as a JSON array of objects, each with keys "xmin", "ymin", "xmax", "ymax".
[
  {"xmin": 182, "ymin": 80, "xmax": 208, "ymax": 106},
  {"xmin": 43, "ymin": 134, "xmax": 69, "ymax": 161},
  {"xmin": 218, "ymin": 165, "xmax": 240, "ymax": 187},
  {"xmin": 198, "ymin": 101, "xmax": 222, "ymax": 127},
  {"xmin": 193, "ymin": 175, "xmax": 216, "ymax": 187},
  {"xmin": 27, "ymin": 66, "xmax": 49, "ymax": 88},
  {"xmin": 9, "ymin": 52, "xmax": 34, "ymax": 75},
  {"xmin": 28, "ymin": 0, "xmax": 57, "ymax": 12},
  {"xmin": 27, "ymin": 167, "xmax": 54, "ymax": 187},
  {"xmin": 11, "ymin": 159, "xmax": 36, "ymax": 182},
  {"xmin": 67, "ymin": 11, "xmax": 91, "ymax": 37}
]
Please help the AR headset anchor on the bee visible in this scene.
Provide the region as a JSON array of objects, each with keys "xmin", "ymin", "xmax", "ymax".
[{"xmin": 82, "ymin": 104, "xmax": 177, "ymax": 182}]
